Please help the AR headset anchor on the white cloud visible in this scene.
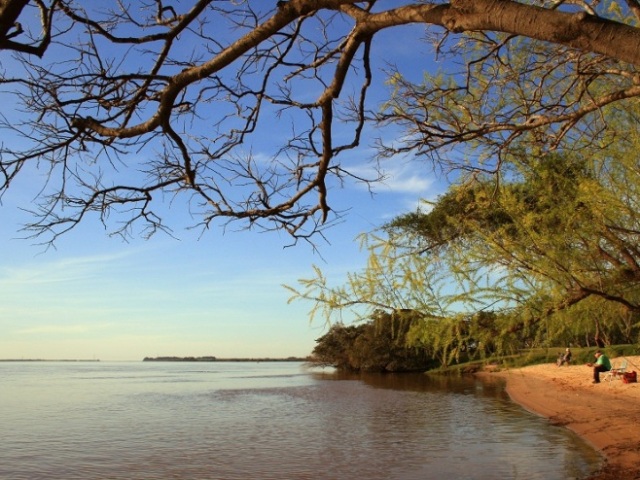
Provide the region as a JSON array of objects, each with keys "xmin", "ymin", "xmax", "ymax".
[
  {"xmin": 383, "ymin": 171, "xmax": 434, "ymax": 194},
  {"xmin": 344, "ymin": 158, "xmax": 436, "ymax": 196}
]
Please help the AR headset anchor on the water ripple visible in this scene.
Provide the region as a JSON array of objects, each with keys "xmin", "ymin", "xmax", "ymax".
[{"xmin": 0, "ymin": 362, "xmax": 600, "ymax": 479}]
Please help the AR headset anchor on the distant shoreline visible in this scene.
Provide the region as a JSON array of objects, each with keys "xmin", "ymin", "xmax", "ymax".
[
  {"xmin": 142, "ymin": 356, "xmax": 309, "ymax": 362},
  {"xmin": 0, "ymin": 357, "xmax": 310, "ymax": 363}
]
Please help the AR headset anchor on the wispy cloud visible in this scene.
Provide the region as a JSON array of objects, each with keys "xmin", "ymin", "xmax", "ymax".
[
  {"xmin": 383, "ymin": 170, "xmax": 434, "ymax": 194},
  {"xmin": 346, "ymin": 160, "xmax": 435, "ymax": 195},
  {"xmin": 0, "ymin": 250, "xmax": 137, "ymax": 286}
]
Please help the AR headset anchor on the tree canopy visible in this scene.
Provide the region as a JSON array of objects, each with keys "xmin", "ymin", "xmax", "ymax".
[
  {"xmin": 289, "ymin": 138, "xmax": 640, "ymax": 361},
  {"xmin": 310, "ymin": 310, "xmax": 437, "ymax": 371},
  {"xmin": 1, "ymin": 0, "xmax": 640, "ymax": 244}
]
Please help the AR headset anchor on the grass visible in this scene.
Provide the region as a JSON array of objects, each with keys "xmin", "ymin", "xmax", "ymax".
[{"xmin": 437, "ymin": 344, "xmax": 640, "ymax": 375}]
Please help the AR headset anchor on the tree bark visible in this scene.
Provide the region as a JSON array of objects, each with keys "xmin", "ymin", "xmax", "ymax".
[
  {"xmin": 441, "ymin": 0, "xmax": 640, "ymax": 66},
  {"xmin": 0, "ymin": 0, "xmax": 28, "ymax": 40},
  {"xmin": 364, "ymin": 0, "xmax": 640, "ymax": 66}
]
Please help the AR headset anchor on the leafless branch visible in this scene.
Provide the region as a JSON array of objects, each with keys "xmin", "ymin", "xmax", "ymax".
[{"xmin": 1, "ymin": 0, "xmax": 640, "ymax": 245}]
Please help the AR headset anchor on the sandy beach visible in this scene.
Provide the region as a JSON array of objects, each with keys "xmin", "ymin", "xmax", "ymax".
[{"xmin": 485, "ymin": 355, "xmax": 640, "ymax": 480}]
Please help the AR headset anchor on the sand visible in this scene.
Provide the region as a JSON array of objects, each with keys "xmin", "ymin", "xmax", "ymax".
[{"xmin": 485, "ymin": 355, "xmax": 640, "ymax": 480}]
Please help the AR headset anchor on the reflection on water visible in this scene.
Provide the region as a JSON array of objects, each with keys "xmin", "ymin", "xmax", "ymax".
[{"xmin": 0, "ymin": 362, "xmax": 601, "ymax": 479}]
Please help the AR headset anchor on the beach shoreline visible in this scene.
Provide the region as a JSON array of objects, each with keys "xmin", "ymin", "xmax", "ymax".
[{"xmin": 479, "ymin": 355, "xmax": 640, "ymax": 480}]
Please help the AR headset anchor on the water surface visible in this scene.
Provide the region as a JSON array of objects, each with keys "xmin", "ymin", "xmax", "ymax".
[{"xmin": 0, "ymin": 362, "xmax": 601, "ymax": 479}]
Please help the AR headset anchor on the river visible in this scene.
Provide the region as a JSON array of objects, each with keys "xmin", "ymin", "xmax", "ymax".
[{"xmin": 0, "ymin": 361, "xmax": 601, "ymax": 479}]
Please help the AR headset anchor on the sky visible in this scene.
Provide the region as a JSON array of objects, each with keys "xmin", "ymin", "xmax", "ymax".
[
  {"xmin": 0, "ymin": 5, "xmax": 443, "ymax": 361},
  {"xmin": 0, "ymin": 156, "xmax": 437, "ymax": 361}
]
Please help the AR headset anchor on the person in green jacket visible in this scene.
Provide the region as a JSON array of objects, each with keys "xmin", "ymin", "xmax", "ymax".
[{"xmin": 587, "ymin": 350, "xmax": 612, "ymax": 384}]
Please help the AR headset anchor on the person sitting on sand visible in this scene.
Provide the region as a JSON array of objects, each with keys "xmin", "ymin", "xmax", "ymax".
[
  {"xmin": 586, "ymin": 350, "xmax": 611, "ymax": 384},
  {"xmin": 557, "ymin": 348, "xmax": 572, "ymax": 366}
]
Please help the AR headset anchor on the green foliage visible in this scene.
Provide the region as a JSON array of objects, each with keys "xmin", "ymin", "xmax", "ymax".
[
  {"xmin": 310, "ymin": 323, "xmax": 365, "ymax": 370},
  {"xmin": 310, "ymin": 310, "xmax": 436, "ymax": 372},
  {"xmin": 289, "ymin": 145, "xmax": 640, "ymax": 363},
  {"xmin": 287, "ymin": 70, "xmax": 640, "ymax": 364},
  {"xmin": 501, "ymin": 345, "xmax": 640, "ymax": 369}
]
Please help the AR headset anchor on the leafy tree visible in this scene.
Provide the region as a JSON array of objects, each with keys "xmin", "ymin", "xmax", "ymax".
[
  {"xmin": 289, "ymin": 144, "xmax": 640, "ymax": 358},
  {"xmin": 1, "ymin": 1, "xmax": 640, "ymax": 244},
  {"xmin": 311, "ymin": 309, "xmax": 435, "ymax": 371},
  {"xmin": 390, "ymin": 149, "xmax": 640, "ymax": 311},
  {"xmin": 547, "ymin": 296, "xmax": 640, "ymax": 347},
  {"xmin": 310, "ymin": 322, "xmax": 365, "ymax": 370}
]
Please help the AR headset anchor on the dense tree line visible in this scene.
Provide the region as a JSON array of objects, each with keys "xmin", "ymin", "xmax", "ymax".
[{"xmin": 311, "ymin": 309, "xmax": 437, "ymax": 372}]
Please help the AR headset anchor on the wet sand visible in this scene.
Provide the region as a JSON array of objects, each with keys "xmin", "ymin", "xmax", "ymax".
[{"xmin": 484, "ymin": 356, "xmax": 640, "ymax": 480}]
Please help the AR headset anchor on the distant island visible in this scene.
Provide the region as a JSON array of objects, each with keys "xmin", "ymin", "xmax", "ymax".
[{"xmin": 142, "ymin": 356, "xmax": 309, "ymax": 362}]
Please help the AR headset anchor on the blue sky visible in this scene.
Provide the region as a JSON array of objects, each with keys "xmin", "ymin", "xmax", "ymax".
[
  {"xmin": 0, "ymin": 7, "xmax": 443, "ymax": 361},
  {"xmin": 0, "ymin": 153, "xmax": 438, "ymax": 361}
]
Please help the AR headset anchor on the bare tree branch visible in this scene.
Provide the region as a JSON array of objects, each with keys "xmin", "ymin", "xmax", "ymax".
[{"xmin": 1, "ymin": 0, "xmax": 640, "ymax": 245}]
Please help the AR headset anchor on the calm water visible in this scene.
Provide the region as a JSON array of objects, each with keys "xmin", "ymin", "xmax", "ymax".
[{"xmin": 0, "ymin": 362, "xmax": 601, "ymax": 480}]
